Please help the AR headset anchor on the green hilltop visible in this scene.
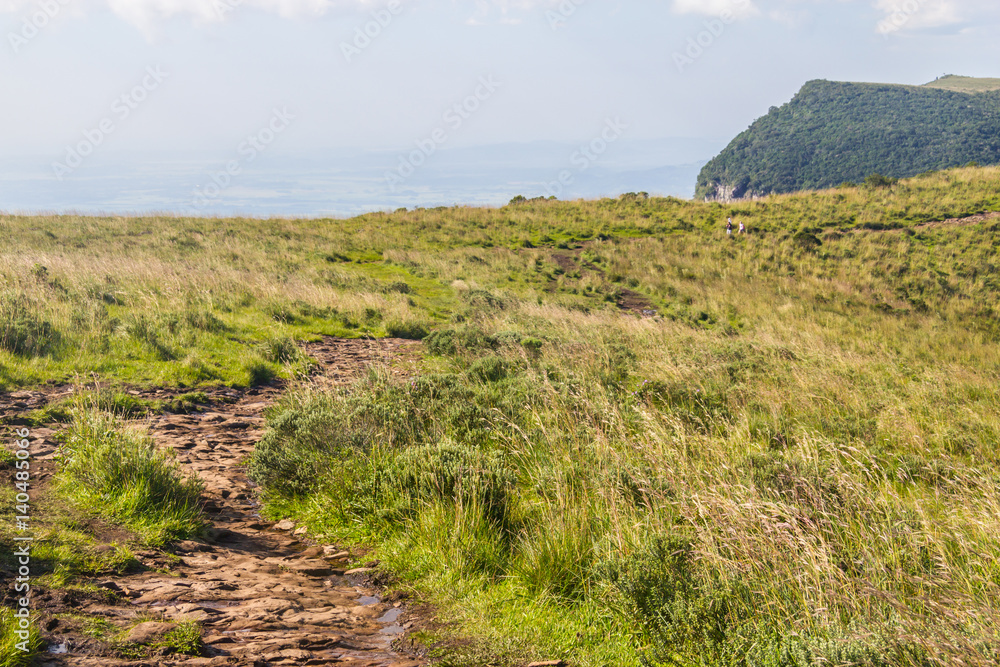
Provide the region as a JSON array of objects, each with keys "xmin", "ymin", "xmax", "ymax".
[
  {"xmin": 924, "ymin": 74, "xmax": 1000, "ymax": 92},
  {"xmin": 696, "ymin": 77, "xmax": 1000, "ymax": 200}
]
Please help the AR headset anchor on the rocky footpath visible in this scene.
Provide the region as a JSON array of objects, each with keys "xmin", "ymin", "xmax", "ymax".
[{"xmin": 16, "ymin": 337, "xmax": 426, "ymax": 666}]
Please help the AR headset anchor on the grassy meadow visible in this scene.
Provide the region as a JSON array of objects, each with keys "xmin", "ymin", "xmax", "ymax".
[{"xmin": 2, "ymin": 165, "xmax": 1000, "ymax": 665}]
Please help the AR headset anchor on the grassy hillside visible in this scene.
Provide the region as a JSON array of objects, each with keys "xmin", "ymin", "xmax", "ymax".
[
  {"xmin": 924, "ymin": 75, "xmax": 1000, "ymax": 93},
  {"xmin": 4, "ymin": 166, "xmax": 1000, "ymax": 666},
  {"xmin": 696, "ymin": 78, "xmax": 1000, "ymax": 200}
]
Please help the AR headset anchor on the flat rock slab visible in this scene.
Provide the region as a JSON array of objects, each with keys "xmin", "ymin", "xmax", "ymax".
[{"xmin": 124, "ymin": 622, "xmax": 176, "ymax": 645}]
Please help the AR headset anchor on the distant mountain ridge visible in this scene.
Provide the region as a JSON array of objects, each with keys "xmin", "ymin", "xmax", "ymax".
[{"xmin": 696, "ymin": 76, "xmax": 1000, "ymax": 200}]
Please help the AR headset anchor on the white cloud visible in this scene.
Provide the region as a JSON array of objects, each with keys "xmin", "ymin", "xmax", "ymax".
[
  {"xmin": 0, "ymin": 0, "xmax": 555, "ymax": 35},
  {"xmin": 672, "ymin": 0, "xmax": 759, "ymax": 19},
  {"xmin": 11, "ymin": 0, "xmax": 996, "ymax": 37},
  {"xmin": 101, "ymin": 0, "xmax": 368, "ymax": 38},
  {"xmin": 0, "ymin": 0, "xmax": 405, "ymax": 35},
  {"xmin": 867, "ymin": 0, "xmax": 1000, "ymax": 34},
  {"xmin": 463, "ymin": 0, "xmax": 542, "ymax": 25},
  {"xmin": 873, "ymin": 0, "xmax": 963, "ymax": 33},
  {"xmin": 674, "ymin": 0, "xmax": 1000, "ymax": 32}
]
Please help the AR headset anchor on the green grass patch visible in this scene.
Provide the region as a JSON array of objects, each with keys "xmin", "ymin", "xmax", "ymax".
[
  {"xmin": 0, "ymin": 608, "xmax": 44, "ymax": 667},
  {"xmin": 109, "ymin": 620, "xmax": 204, "ymax": 659},
  {"xmin": 55, "ymin": 410, "xmax": 205, "ymax": 545}
]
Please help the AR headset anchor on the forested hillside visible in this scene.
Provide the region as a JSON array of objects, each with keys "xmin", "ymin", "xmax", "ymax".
[{"xmin": 696, "ymin": 78, "xmax": 1000, "ymax": 199}]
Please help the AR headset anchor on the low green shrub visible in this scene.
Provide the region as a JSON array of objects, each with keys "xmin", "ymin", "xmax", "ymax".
[
  {"xmin": 864, "ymin": 173, "xmax": 899, "ymax": 189},
  {"xmin": 462, "ymin": 289, "xmax": 508, "ymax": 311},
  {"xmin": 424, "ymin": 326, "xmax": 498, "ymax": 356},
  {"xmin": 0, "ymin": 293, "xmax": 59, "ymax": 357},
  {"xmin": 244, "ymin": 359, "xmax": 278, "ymax": 386},
  {"xmin": 515, "ymin": 511, "xmax": 596, "ymax": 601},
  {"xmin": 609, "ymin": 535, "xmax": 735, "ymax": 664},
  {"xmin": 378, "ymin": 441, "xmax": 517, "ymax": 529},
  {"xmin": 385, "ymin": 319, "xmax": 430, "ymax": 340},
  {"xmin": 261, "ymin": 336, "xmax": 301, "ymax": 364},
  {"xmin": 467, "ymin": 355, "xmax": 509, "ymax": 383},
  {"xmin": 247, "ymin": 396, "xmax": 373, "ymax": 497}
]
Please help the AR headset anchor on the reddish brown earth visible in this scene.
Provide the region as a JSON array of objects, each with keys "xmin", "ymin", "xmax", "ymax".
[{"xmin": 3, "ymin": 337, "xmax": 427, "ymax": 666}]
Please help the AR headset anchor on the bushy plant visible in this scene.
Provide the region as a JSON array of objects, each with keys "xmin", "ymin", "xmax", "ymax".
[
  {"xmin": 247, "ymin": 395, "xmax": 374, "ymax": 498},
  {"xmin": 261, "ymin": 336, "xmax": 301, "ymax": 364},
  {"xmin": 244, "ymin": 358, "xmax": 278, "ymax": 386},
  {"xmin": 0, "ymin": 293, "xmax": 59, "ymax": 357},
  {"xmin": 378, "ymin": 441, "xmax": 516, "ymax": 529},
  {"xmin": 515, "ymin": 511, "xmax": 597, "ymax": 601},
  {"xmin": 864, "ymin": 173, "xmax": 900, "ymax": 189},
  {"xmin": 424, "ymin": 326, "xmax": 498, "ymax": 356},
  {"xmin": 608, "ymin": 535, "xmax": 735, "ymax": 665},
  {"xmin": 385, "ymin": 319, "xmax": 430, "ymax": 340}
]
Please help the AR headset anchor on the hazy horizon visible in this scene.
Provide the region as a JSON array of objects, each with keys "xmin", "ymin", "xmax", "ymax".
[
  {"xmin": 2, "ymin": 0, "xmax": 998, "ymax": 216},
  {"xmin": 0, "ymin": 137, "xmax": 725, "ymax": 217}
]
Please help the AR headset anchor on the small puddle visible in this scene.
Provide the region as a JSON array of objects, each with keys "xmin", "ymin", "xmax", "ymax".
[
  {"xmin": 379, "ymin": 624, "xmax": 405, "ymax": 635},
  {"xmin": 47, "ymin": 643, "xmax": 68, "ymax": 654},
  {"xmin": 358, "ymin": 596, "xmax": 380, "ymax": 606}
]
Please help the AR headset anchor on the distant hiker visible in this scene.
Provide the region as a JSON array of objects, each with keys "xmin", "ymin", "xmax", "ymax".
[
  {"xmin": 726, "ymin": 218, "xmax": 733, "ymax": 235},
  {"xmin": 739, "ymin": 220, "xmax": 746, "ymax": 234}
]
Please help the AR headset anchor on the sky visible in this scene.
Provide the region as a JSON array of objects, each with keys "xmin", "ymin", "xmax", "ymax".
[{"xmin": 0, "ymin": 0, "xmax": 998, "ymax": 215}]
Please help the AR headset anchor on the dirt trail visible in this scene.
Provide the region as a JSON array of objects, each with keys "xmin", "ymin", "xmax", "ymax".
[
  {"xmin": 549, "ymin": 247, "xmax": 657, "ymax": 316},
  {"xmin": 915, "ymin": 210, "xmax": 1000, "ymax": 229},
  {"xmin": 28, "ymin": 337, "xmax": 425, "ymax": 666}
]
